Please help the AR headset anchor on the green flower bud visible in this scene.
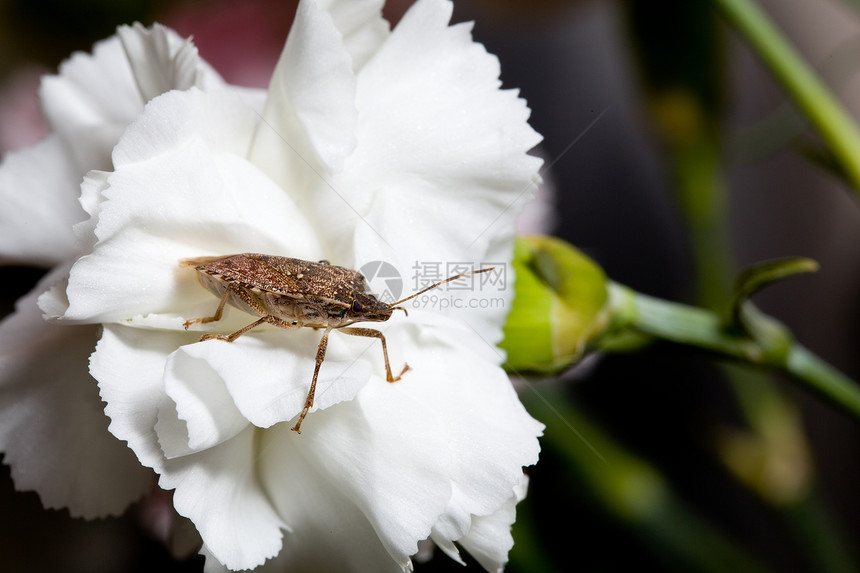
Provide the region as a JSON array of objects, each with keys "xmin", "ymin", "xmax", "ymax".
[{"xmin": 501, "ymin": 235, "xmax": 610, "ymax": 374}]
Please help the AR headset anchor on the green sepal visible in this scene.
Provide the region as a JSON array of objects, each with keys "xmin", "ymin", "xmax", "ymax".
[
  {"xmin": 500, "ymin": 235, "xmax": 610, "ymax": 374},
  {"xmin": 732, "ymin": 257, "xmax": 819, "ymax": 312},
  {"xmin": 726, "ymin": 257, "xmax": 819, "ymax": 363}
]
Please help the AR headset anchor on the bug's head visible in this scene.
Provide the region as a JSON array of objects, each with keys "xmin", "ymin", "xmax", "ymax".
[{"xmin": 347, "ymin": 291, "xmax": 397, "ymax": 322}]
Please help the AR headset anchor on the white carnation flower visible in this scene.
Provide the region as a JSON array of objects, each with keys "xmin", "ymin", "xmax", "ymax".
[{"xmin": 0, "ymin": 0, "xmax": 544, "ymax": 571}]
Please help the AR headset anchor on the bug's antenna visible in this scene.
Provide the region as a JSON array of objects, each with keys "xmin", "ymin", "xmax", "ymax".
[{"xmin": 392, "ymin": 267, "xmax": 495, "ymax": 307}]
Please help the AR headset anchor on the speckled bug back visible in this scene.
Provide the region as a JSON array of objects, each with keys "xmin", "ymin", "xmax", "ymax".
[
  {"xmin": 181, "ymin": 254, "xmax": 364, "ymax": 301},
  {"xmin": 181, "ymin": 254, "xmax": 395, "ymax": 326}
]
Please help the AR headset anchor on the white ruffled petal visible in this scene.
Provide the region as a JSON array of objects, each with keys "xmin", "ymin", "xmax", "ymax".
[
  {"xmin": 320, "ymin": 0, "xmax": 390, "ymax": 72},
  {"xmin": 72, "ymin": 169, "xmax": 112, "ymax": 257},
  {"xmin": 160, "ymin": 426, "xmax": 288, "ymax": 571},
  {"xmin": 155, "ymin": 391, "xmax": 203, "ymax": 459},
  {"xmin": 111, "ymin": 87, "xmax": 259, "ymax": 166},
  {"xmin": 250, "ymin": 0, "xmax": 358, "ymax": 189},
  {"xmin": 398, "ymin": 320, "xmax": 542, "ymax": 543},
  {"xmin": 0, "ymin": 274, "xmax": 153, "ymax": 518},
  {"xmin": 354, "ymin": 0, "xmax": 543, "ymax": 195},
  {"xmin": 456, "ymin": 476, "xmax": 529, "ymax": 573},
  {"xmin": 34, "ymin": 170, "xmax": 113, "ymax": 322},
  {"xmin": 39, "ymin": 34, "xmax": 140, "ymax": 172},
  {"xmin": 0, "ymin": 135, "xmax": 85, "ymax": 265},
  {"xmin": 40, "ymin": 23, "xmax": 222, "ymax": 173},
  {"xmin": 90, "ymin": 324, "xmax": 197, "ymax": 471},
  {"xmin": 200, "ymin": 547, "xmax": 231, "ymax": 573},
  {"xmin": 36, "ymin": 265, "xmax": 72, "ymax": 319},
  {"xmin": 116, "ymin": 22, "xmax": 223, "ymax": 101},
  {"xmin": 156, "ymin": 349, "xmax": 248, "ymax": 458},
  {"xmin": 338, "ymin": 0, "xmax": 543, "ymax": 227}
]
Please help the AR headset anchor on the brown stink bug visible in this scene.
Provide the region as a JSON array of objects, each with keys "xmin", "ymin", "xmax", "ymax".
[{"xmin": 180, "ymin": 253, "xmax": 493, "ymax": 433}]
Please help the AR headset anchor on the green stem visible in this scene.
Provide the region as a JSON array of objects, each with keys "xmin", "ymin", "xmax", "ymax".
[
  {"xmin": 787, "ymin": 345, "xmax": 860, "ymax": 421},
  {"xmin": 713, "ymin": 0, "xmax": 860, "ymax": 193},
  {"xmin": 609, "ymin": 283, "xmax": 860, "ymax": 421}
]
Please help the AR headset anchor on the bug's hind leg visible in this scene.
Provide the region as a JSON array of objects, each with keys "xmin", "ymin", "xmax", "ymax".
[
  {"xmin": 292, "ymin": 327, "xmax": 332, "ymax": 434},
  {"xmin": 200, "ymin": 315, "xmax": 296, "ymax": 342},
  {"xmin": 189, "ymin": 284, "xmax": 298, "ymax": 342},
  {"xmin": 338, "ymin": 327, "xmax": 410, "ymax": 383},
  {"xmin": 183, "ymin": 285, "xmax": 235, "ymax": 330}
]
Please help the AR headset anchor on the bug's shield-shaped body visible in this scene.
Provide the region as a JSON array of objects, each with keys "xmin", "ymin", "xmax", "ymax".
[
  {"xmin": 182, "ymin": 254, "xmax": 392, "ymax": 327},
  {"xmin": 180, "ymin": 253, "xmax": 406, "ymax": 433}
]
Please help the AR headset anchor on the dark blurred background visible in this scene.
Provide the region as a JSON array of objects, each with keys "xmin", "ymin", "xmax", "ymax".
[{"xmin": 2, "ymin": 0, "xmax": 860, "ymax": 571}]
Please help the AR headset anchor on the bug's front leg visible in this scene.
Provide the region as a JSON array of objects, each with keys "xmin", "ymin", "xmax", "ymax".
[
  {"xmin": 338, "ymin": 327, "xmax": 410, "ymax": 383},
  {"xmin": 292, "ymin": 327, "xmax": 332, "ymax": 434}
]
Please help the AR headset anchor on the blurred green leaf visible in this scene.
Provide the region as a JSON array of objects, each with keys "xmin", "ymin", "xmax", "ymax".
[{"xmin": 523, "ymin": 388, "xmax": 772, "ymax": 573}]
